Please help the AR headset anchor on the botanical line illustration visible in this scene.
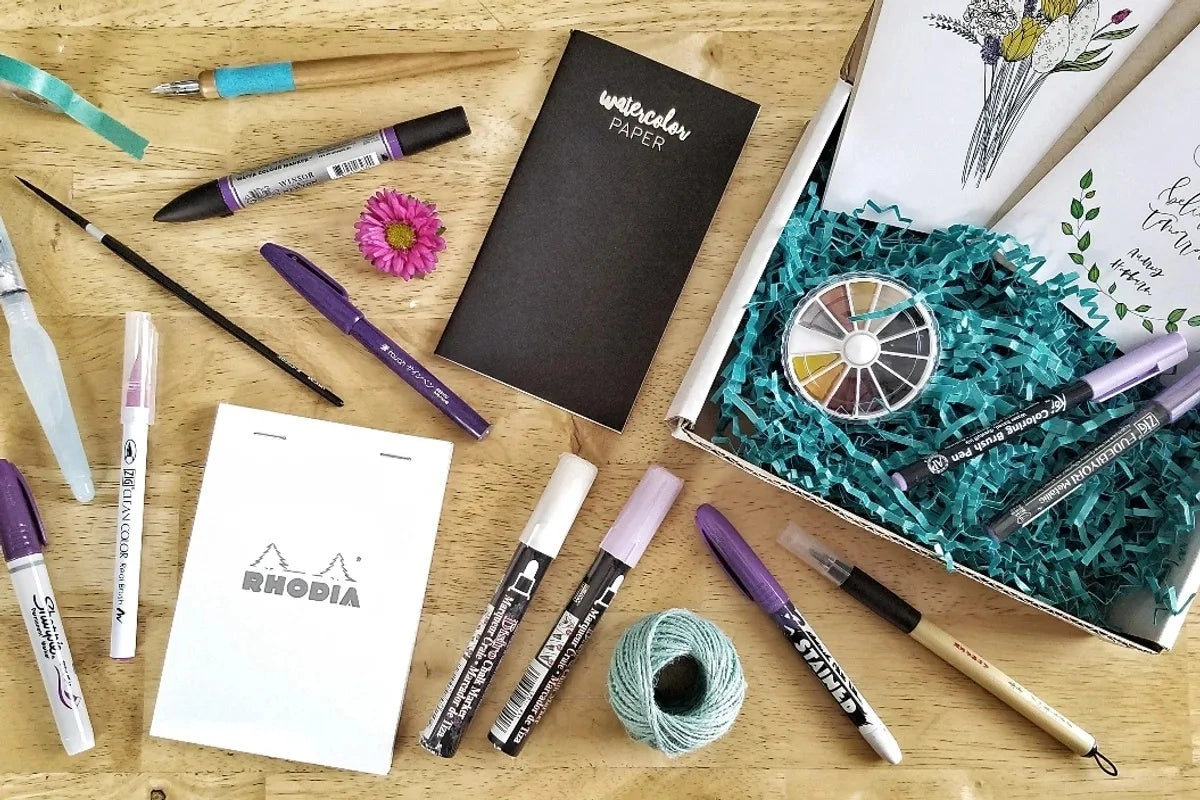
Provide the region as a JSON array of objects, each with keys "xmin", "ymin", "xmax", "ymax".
[
  {"xmin": 926, "ymin": 1, "xmax": 1139, "ymax": 187},
  {"xmin": 1059, "ymin": 169, "xmax": 1200, "ymax": 334}
]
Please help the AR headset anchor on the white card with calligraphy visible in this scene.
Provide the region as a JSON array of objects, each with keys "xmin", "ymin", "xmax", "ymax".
[
  {"xmin": 825, "ymin": 0, "xmax": 1171, "ymax": 233},
  {"xmin": 996, "ymin": 24, "xmax": 1200, "ymax": 365}
]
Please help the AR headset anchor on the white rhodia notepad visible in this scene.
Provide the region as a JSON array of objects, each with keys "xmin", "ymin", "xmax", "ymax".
[{"xmin": 151, "ymin": 404, "xmax": 452, "ymax": 774}]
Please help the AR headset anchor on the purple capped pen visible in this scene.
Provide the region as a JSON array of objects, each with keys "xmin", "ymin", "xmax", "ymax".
[
  {"xmin": 892, "ymin": 333, "xmax": 1188, "ymax": 491},
  {"xmin": 259, "ymin": 243, "xmax": 490, "ymax": 439},
  {"xmin": 695, "ymin": 504, "xmax": 901, "ymax": 764},
  {"xmin": 989, "ymin": 360, "xmax": 1200, "ymax": 540}
]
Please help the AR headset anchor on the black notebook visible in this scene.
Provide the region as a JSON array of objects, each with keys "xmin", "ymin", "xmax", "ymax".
[{"xmin": 436, "ymin": 31, "xmax": 759, "ymax": 431}]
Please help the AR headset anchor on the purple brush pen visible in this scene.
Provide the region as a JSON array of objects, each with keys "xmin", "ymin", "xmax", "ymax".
[
  {"xmin": 892, "ymin": 334, "xmax": 1188, "ymax": 491},
  {"xmin": 695, "ymin": 504, "xmax": 901, "ymax": 764},
  {"xmin": 259, "ymin": 243, "xmax": 490, "ymax": 439},
  {"xmin": 155, "ymin": 107, "xmax": 470, "ymax": 222}
]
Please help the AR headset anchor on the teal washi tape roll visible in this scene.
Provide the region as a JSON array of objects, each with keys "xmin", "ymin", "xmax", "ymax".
[
  {"xmin": 213, "ymin": 62, "xmax": 296, "ymax": 98},
  {"xmin": 0, "ymin": 53, "xmax": 148, "ymax": 159}
]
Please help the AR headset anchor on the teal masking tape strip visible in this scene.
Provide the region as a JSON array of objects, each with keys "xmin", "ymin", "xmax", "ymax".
[
  {"xmin": 213, "ymin": 62, "xmax": 296, "ymax": 98},
  {"xmin": 0, "ymin": 54, "xmax": 148, "ymax": 159}
]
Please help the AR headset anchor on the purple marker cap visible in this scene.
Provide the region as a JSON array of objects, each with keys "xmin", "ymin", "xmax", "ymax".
[
  {"xmin": 599, "ymin": 466, "xmax": 683, "ymax": 568},
  {"xmin": 259, "ymin": 243, "xmax": 363, "ymax": 333},
  {"xmin": 695, "ymin": 504, "xmax": 788, "ymax": 614},
  {"xmin": 0, "ymin": 460, "xmax": 48, "ymax": 563},
  {"xmin": 1083, "ymin": 333, "xmax": 1188, "ymax": 403},
  {"xmin": 1153, "ymin": 362, "xmax": 1200, "ymax": 423}
]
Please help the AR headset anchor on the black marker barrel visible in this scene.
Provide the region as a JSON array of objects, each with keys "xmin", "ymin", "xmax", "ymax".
[
  {"xmin": 420, "ymin": 454, "xmax": 596, "ymax": 758},
  {"xmin": 488, "ymin": 466, "xmax": 683, "ymax": 757}
]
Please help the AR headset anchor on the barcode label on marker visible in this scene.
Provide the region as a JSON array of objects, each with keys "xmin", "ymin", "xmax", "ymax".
[
  {"xmin": 327, "ymin": 152, "xmax": 381, "ymax": 179},
  {"xmin": 490, "ymin": 659, "xmax": 549, "ymax": 743}
]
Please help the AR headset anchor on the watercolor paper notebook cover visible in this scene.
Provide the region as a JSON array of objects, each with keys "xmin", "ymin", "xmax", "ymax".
[
  {"xmin": 436, "ymin": 31, "xmax": 759, "ymax": 431},
  {"xmin": 823, "ymin": 0, "xmax": 1171, "ymax": 233},
  {"xmin": 150, "ymin": 404, "xmax": 453, "ymax": 775},
  {"xmin": 996, "ymin": 24, "xmax": 1200, "ymax": 370}
]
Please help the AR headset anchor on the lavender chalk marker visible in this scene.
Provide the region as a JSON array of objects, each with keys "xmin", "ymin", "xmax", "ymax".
[
  {"xmin": 260, "ymin": 243, "xmax": 491, "ymax": 439},
  {"xmin": 155, "ymin": 107, "xmax": 470, "ymax": 222}
]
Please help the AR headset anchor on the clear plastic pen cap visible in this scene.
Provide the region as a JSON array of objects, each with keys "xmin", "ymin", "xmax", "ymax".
[
  {"xmin": 519, "ymin": 453, "xmax": 599, "ymax": 558},
  {"xmin": 122, "ymin": 312, "xmax": 159, "ymax": 421},
  {"xmin": 0, "ymin": 213, "xmax": 26, "ymax": 296},
  {"xmin": 778, "ymin": 523, "xmax": 853, "ymax": 586}
]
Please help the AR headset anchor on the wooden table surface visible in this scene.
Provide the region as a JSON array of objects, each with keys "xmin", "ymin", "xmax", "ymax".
[{"xmin": 1, "ymin": 3, "xmax": 1197, "ymax": 799}]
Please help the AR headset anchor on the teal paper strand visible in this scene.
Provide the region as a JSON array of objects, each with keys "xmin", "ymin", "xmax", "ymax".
[{"xmin": 711, "ymin": 172, "xmax": 1200, "ymax": 630}]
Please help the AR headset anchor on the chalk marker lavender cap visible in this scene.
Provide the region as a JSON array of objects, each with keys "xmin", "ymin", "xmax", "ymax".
[
  {"xmin": 1153, "ymin": 362, "xmax": 1200, "ymax": 423},
  {"xmin": 0, "ymin": 460, "xmax": 48, "ymax": 563},
  {"xmin": 1084, "ymin": 333, "xmax": 1189, "ymax": 402},
  {"xmin": 599, "ymin": 466, "xmax": 683, "ymax": 568}
]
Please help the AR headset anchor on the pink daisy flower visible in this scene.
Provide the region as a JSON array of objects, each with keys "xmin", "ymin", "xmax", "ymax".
[{"xmin": 354, "ymin": 190, "xmax": 446, "ymax": 279}]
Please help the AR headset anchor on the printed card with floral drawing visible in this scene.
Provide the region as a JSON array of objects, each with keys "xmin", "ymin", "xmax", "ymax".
[
  {"xmin": 996, "ymin": 24, "xmax": 1200, "ymax": 370},
  {"xmin": 824, "ymin": 0, "xmax": 1171, "ymax": 233}
]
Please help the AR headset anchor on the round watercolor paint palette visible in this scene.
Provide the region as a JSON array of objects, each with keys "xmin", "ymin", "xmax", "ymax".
[{"xmin": 782, "ymin": 275, "xmax": 938, "ymax": 421}]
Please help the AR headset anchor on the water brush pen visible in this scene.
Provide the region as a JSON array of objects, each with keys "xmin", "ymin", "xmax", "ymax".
[
  {"xmin": 987, "ymin": 361, "xmax": 1200, "ymax": 541},
  {"xmin": 696, "ymin": 504, "xmax": 901, "ymax": 764},
  {"xmin": 892, "ymin": 334, "xmax": 1187, "ymax": 492},
  {"xmin": 16, "ymin": 178, "xmax": 343, "ymax": 406},
  {"xmin": 489, "ymin": 466, "xmax": 684, "ymax": 756},
  {"xmin": 421, "ymin": 454, "xmax": 598, "ymax": 757},
  {"xmin": 0, "ymin": 211, "xmax": 94, "ymax": 501},
  {"xmin": 778, "ymin": 524, "xmax": 1116, "ymax": 775}
]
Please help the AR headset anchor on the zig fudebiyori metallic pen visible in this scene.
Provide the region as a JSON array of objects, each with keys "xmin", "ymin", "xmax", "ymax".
[
  {"xmin": 488, "ymin": 466, "xmax": 684, "ymax": 756},
  {"xmin": 988, "ymin": 362, "xmax": 1200, "ymax": 541},
  {"xmin": 421, "ymin": 454, "xmax": 598, "ymax": 757},
  {"xmin": 154, "ymin": 107, "xmax": 470, "ymax": 222},
  {"xmin": 892, "ymin": 334, "xmax": 1187, "ymax": 492}
]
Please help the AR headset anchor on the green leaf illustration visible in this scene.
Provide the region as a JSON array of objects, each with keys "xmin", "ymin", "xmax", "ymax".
[
  {"xmin": 1080, "ymin": 170, "xmax": 1093, "ymax": 190},
  {"xmin": 1074, "ymin": 46, "xmax": 1110, "ymax": 64},
  {"xmin": 1188, "ymin": 316, "xmax": 1200, "ymax": 327},
  {"xmin": 1079, "ymin": 232, "xmax": 1092, "ymax": 251},
  {"xmin": 1167, "ymin": 322, "xmax": 1179, "ymax": 333},
  {"xmin": 1094, "ymin": 27, "xmax": 1137, "ymax": 41},
  {"xmin": 1143, "ymin": 319, "xmax": 1155, "ymax": 333},
  {"xmin": 1135, "ymin": 304, "xmax": 1152, "ymax": 313},
  {"xmin": 1085, "ymin": 207, "xmax": 1100, "ymax": 221},
  {"xmin": 1087, "ymin": 264, "xmax": 1099, "ymax": 280},
  {"xmin": 1062, "ymin": 222, "xmax": 1074, "ymax": 235},
  {"xmin": 1054, "ymin": 54, "xmax": 1111, "ymax": 72},
  {"xmin": 1071, "ymin": 199, "xmax": 1085, "ymax": 219},
  {"xmin": 1115, "ymin": 303, "xmax": 1128, "ymax": 319},
  {"xmin": 1168, "ymin": 308, "xmax": 1187, "ymax": 324},
  {"xmin": 1108, "ymin": 283, "xmax": 1117, "ymax": 293},
  {"xmin": 1085, "ymin": 190, "xmax": 1096, "ymax": 199}
]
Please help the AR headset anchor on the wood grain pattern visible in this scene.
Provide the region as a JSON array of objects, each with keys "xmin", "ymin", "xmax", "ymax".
[{"xmin": 0, "ymin": 4, "xmax": 1197, "ymax": 799}]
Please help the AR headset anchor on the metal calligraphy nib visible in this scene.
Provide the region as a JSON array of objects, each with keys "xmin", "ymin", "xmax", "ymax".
[{"xmin": 150, "ymin": 79, "xmax": 200, "ymax": 96}]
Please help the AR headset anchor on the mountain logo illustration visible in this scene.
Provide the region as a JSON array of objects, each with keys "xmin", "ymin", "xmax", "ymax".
[
  {"xmin": 248, "ymin": 543, "xmax": 299, "ymax": 573},
  {"xmin": 242, "ymin": 544, "xmax": 361, "ymax": 608},
  {"xmin": 315, "ymin": 553, "xmax": 356, "ymax": 583}
]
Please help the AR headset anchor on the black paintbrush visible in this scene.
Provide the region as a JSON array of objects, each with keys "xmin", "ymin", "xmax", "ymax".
[{"xmin": 16, "ymin": 177, "xmax": 343, "ymax": 407}]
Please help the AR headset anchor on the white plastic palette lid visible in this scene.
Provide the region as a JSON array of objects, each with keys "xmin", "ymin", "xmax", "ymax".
[{"xmin": 519, "ymin": 453, "xmax": 599, "ymax": 558}]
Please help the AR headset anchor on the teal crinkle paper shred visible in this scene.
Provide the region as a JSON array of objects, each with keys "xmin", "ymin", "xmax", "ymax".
[{"xmin": 712, "ymin": 184, "xmax": 1200, "ymax": 628}]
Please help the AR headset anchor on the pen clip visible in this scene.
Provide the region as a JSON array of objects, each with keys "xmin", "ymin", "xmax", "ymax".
[
  {"xmin": 263, "ymin": 243, "xmax": 348, "ymax": 299},
  {"xmin": 11, "ymin": 466, "xmax": 48, "ymax": 548},
  {"xmin": 700, "ymin": 531, "xmax": 754, "ymax": 601}
]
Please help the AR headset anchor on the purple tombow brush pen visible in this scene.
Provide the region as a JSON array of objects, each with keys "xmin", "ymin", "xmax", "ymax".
[
  {"xmin": 259, "ymin": 243, "xmax": 490, "ymax": 439},
  {"xmin": 695, "ymin": 504, "xmax": 901, "ymax": 764}
]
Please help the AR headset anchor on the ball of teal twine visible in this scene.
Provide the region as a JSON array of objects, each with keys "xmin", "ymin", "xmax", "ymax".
[{"xmin": 607, "ymin": 609, "xmax": 746, "ymax": 757}]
